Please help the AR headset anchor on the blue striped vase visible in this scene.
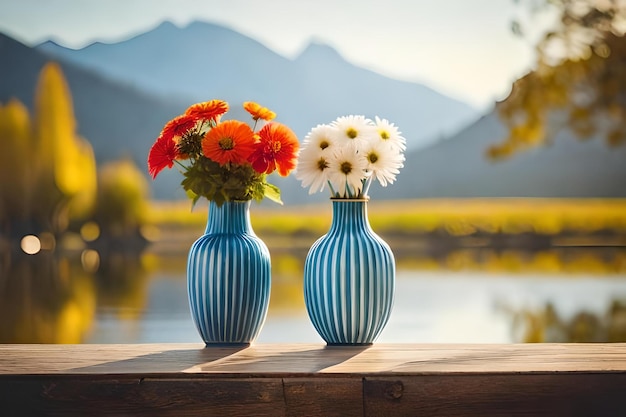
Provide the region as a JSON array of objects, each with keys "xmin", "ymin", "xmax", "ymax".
[
  {"xmin": 187, "ymin": 200, "xmax": 271, "ymax": 346},
  {"xmin": 304, "ymin": 199, "xmax": 395, "ymax": 345}
]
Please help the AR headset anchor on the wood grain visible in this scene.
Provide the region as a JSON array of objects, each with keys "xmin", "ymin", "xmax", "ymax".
[
  {"xmin": 1, "ymin": 343, "xmax": 625, "ymax": 416},
  {"xmin": 364, "ymin": 374, "xmax": 626, "ymax": 417},
  {"xmin": 1, "ymin": 343, "xmax": 625, "ymax": 374}
]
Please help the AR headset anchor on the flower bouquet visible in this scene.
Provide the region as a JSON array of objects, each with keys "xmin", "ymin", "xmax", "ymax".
[
  {"xmin": 148, "ymin": 100, "xmax": 299, "ymax": 205},
  {"xmin": 296, "ymin": 115, "xmax": 405, "ymax": 198},
  {"xmin": 147, "ymin": 100, "xmax": 299, "ymax": 345},
  {"xmin": 298, "ymin": 114, "xmax": 404, "ymax": 345}
]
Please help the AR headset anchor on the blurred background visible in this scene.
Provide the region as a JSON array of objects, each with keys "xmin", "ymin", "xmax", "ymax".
[{"xmin": 0, "ymin": 0, "xmax": 625, "ymax": 344}]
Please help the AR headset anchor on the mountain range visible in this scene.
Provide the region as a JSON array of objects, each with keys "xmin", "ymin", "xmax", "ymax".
[
  {"xmin": 1, "ymin": 20, "xmax": 624, "ymax": 202},
  {"xmin": 0, "ymin": 32, "xmax": 189, "ymax": 166},
  {"xmin": 36, "ymin": 21, "xmax": 477, "ymax": 151},
  {"xmin": 384, "ymin": 112, "xmax": 626, "ymax": 200}
]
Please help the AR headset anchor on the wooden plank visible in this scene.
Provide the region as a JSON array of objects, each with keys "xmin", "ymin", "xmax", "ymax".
[
  {"xmin": 363, "ymin": 374, "xmax": 626, "ymax": 417},
  {"xmin": 329, "ymin": 343, "xmax": 626, "ymax": 373},
  {"xmin": 0, "ymin": 376, "xmax": 287, "ymax": 417},
  {"xmin": 1, "ymin": 343, "xmax": 625, "ymax": 375},
  {"xmin": 1, "ymin": 344, "xmax": 626, "ymax": 416},
  {"xmin": 283, "ymin": 377, "xmax": 363, "ymax": 417}
]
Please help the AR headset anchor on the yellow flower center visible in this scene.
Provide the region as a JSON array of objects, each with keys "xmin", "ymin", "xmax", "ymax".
[
  {"xmin": 340, "ymin": 161, "xmax": 353, "ymax": 174},
  {"xmin": 346, "ymin": 128, "xmax": 358, "ymax": 139},
  {"xmin": 272, "ymin": 141, "xmax": 282, "ymax": 153},
  {"xmin": 380, "ymin": 130, "xmax": 390, "ymax": 140},
  {"xmin": 368, "ymin": 152, "xmax": 379, "ymax": 164},
  {"xmin": 219, "ymin": 137, "xmax": 234, "ymax": 150}
]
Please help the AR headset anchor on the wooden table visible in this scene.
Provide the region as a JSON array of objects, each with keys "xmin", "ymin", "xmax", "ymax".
[{"xmin": 1, "ymin": 343, "xmax": 625, "ymax": 416}]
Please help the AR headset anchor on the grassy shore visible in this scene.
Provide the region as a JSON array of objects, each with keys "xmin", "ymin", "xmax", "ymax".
[
  {"xmin": 147, "ymin": 198, "xmax": 626, "ymax": 237},
  {"xmin": 143, "ymin": 198, "xmax": 626, "ymax": 274}
]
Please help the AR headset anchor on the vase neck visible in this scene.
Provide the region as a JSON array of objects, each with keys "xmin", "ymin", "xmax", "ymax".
[
  {"xmin": 205, "ymin": 200, "xmax": 253, "ymax": 235},
  {"xmin": 329, "ymin": 199, "xmax": 370, "ymax": 233}
]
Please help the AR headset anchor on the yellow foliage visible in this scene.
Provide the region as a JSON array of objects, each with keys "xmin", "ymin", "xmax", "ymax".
[
  {"xmin": 94, "ymin": 158, "xmax": 150, "ymax": 234},
  {"xmin": 34, "ymin": 63, "xmax": 97, "ymax": 218},
  {"xmin": 0, "ymin": 99, "xmax": 33, "ymax": 218},
  {"xmin": 494, "ymin": 32, "xmax": 626, "ymax": 157},
  {"xmin": 1, "ymin": 63, "xmax": 98, "ymax": 234}
]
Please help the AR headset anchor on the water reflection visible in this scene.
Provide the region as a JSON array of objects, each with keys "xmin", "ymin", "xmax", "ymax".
[
  {"xmin": 92, "ymin": 251, "xmax": 152, "ymax": 320},
  {"xmin": 0, "ymin": 249, "xmax": 96, "ymax": 343},
  {"xmin": 504, "ymin": 300, "xmax": 626, "ymax": 343},
  {"xmin": 0, "ymin": 243, "xmax": 625, "ymax": 344},
  {"xmin": 394, "ymin": 246, "xmax": 626, "ymax": 274}
]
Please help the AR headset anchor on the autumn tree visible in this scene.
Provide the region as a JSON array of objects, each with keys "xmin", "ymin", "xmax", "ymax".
[
  {"xmin": 91, "ymin": 158, "xmax": 150, "ymax": 244},
  {"xmin": 489, "ymin": 0, "xmax": 626, "ymax": 159},
  {"xmin": 34, "ymin": 62, "xmax": 97, "ymax": 225},
  {"xmin": 0, "ymin": 99, "xmax": 35, "ymax": 234},
  {"xmin": 0, "ymin": 62, "xmax": 97, "ymax": 238}
]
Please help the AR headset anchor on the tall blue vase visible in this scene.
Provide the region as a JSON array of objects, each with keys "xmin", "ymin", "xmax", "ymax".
[
  {"xmin": 187, "ymin": 200, "xmax": 271, "ymax": 346},
  {"xmin": 304, "ymin": 199, "xmax": 395, "ymax": 345}
]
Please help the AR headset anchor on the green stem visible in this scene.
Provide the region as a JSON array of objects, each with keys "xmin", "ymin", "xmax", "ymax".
[
  {"xmin": 328, "ymin": 180, "xmax": 338, "ymax": 198},
  {"xmin": 174, "ymin": 159, "xmax": 189, "ymax": 172}
]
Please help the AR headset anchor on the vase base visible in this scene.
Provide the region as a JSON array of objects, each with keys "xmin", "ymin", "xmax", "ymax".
[
  {"xmin": 326, "ymin": 342, "xmax": 373, "ymax": 347},
  {"xmin": 204, "ymin": 342, "xmax": 251, "ymax": 348}
]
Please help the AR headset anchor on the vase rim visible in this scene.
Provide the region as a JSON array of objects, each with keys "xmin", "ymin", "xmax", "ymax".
[
  {"xmin": 330, "ymin": 197, "xmax": 370, "ymax": 202},
  {"xmin": 209, "ymin": 199, "xmax": 252, "ymax": 204}
]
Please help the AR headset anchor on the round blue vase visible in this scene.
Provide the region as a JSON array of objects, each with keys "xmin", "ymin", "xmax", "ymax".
[
  {"xmin": 304, "ymin": 199, "xmax": 395, "ymax": 345},
  {"xmin": 187, "ymin": 200, "xmax": 271, "ymax": 346}
]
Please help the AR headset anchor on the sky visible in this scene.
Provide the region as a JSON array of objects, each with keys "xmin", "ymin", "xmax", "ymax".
[{"xmin": 0, "ymin": 0, "xmax": 556, "ymax": 111}]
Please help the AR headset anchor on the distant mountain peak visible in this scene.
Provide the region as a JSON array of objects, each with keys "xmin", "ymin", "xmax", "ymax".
[
  {"xmin": 36, "ymin": 39, "xmax": 65, "ymax": 49},
  {"xmin": 155, "ymin": 20, "xmax": 179, "ymax": 30},
  {"xmin": 184, "ymin": 20, "xmax": 223, "ymax": 30},
  {"xmin": 297, "ymin": 41, "xmax": 345, "ymax": 62}
]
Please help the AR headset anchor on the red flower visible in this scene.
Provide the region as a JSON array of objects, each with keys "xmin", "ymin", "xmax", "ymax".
[
  {"xmin": 160, "ymin": 114, "xmax": 198, "ymax": 141},
  {"xmin": 202, "ymin": 120, "xmax": 256, "ymax": 165},
  {"xmin": 249, "ymin": 123, "xmax": 299, "ymax": 176},
  {"xmin": 148, "ymin": 135, "xmax": 179, "ymax": 178},
  {"xmin": 185, "ymin": 100, "xmax": 229, "ymax": 122}
]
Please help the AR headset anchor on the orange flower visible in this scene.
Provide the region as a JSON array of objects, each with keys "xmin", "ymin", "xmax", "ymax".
[
  {"xmin": 243, "ymin": 101, "xmax": 276, "ymax": 121},
  {"xmin": 185, "ymin": 100, "xmax": 229, "ymax": 122},
  {"xmin": 202, "ymin": 120, "xmax": 256, "ymax": 165},
  {"xmin": 160, "ymin": 114, "xmax": 197, "ymax": 141},
  {"xmin": 249, "ymin": 123, "xmax": 299, "ymax": 176},
  {"xmin": 148, "ymin": 135, "xmax": 179, "ymax": 178}
]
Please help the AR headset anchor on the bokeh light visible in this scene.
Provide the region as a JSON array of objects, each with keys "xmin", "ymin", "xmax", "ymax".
[
  {"xmin": 20, "ymin": 235, "xmax": 41, "ymax": 255},
  {"xmin": 81, "ymin": 249, "xmax": 100, "ymax": 273},
  {"xmin": 80, "ymin": 221, "xmax": 101, "ymax": 242}
]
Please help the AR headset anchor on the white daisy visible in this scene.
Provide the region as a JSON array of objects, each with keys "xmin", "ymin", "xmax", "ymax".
[
  {"xmin": 295, "ymin": 142, "xmax": 332, "ymax": 194},
  {"xmin": 331, "ymin": 115, "xmax": 376, "ymax": 147},
  {"xmin": 302, "ymin": 123, "xmax": 339, "ymax": 152},
  {"xmin": 327, "ymin": 142, "xmax": 369, "ymax": 198},
  {"xmin": 374, "ymin": 116, "xmax": 406, "ymax": 152},
  {"xmin": 363, "ymin": 140, "xmax": 405, "ymax": 187}
]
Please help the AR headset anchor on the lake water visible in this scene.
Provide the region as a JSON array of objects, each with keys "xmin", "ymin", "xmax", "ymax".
[
  {"xmin": 2, "ymin": 246, "xmax": 625, "ymax": 344},
  {"xmin": 85, "ymin": 269, "xmax": 626, "ymax": 344}
]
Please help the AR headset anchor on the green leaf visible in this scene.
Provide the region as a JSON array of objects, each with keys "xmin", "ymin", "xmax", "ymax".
[{"xmin": 263, "ymin": 182, "xmax": 283, "ymax": 205}]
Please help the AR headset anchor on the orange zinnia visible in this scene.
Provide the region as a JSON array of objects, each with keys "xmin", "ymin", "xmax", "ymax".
[
  {"xmin": 185, "ymin": 100, "xmax": 229, "ymax": 122},
  {"xmin": 148, "ymin": 135, "xmax": 179, "ymax": 178},
  {"xmin": 243, "ymin": 101, "xmax": 276, "ymax": 121},
  {"xmin": 160, "ymin": 114, "xmax": 197, "ymax": 141},
  {"xmin": 202, "ymin": 120, "xmax": 256, "ymax": 165},
  {"xmin": 249, "ymin": 123, "xmax": 299, "ymax": 176}
]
